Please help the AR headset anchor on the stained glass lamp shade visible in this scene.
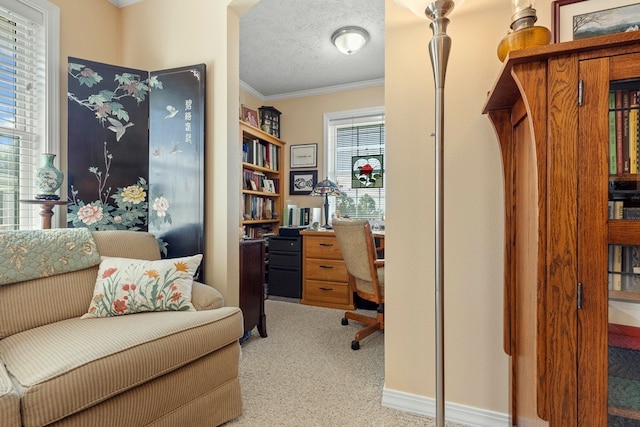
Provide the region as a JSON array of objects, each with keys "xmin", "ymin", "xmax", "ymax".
[{"xmin": 311, "ymin": 178, "xmax": 344, "ymax": 229}]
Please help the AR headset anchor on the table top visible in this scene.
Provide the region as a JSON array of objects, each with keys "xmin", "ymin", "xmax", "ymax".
[
  {"xmin": 19, "ymin": 199, "xmax": 69, "ymax": 206},
  {"xmin": 300, "ymin": 228, "xmax": 385, "ymax": 238}
]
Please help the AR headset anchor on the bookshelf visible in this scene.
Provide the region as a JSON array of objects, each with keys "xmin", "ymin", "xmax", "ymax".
[
  {"xmin": 240, "ymin": 120, "xmax": 285, "ymax": 239},
  {"xmin": 483, "ymin": 31, "xmax": 640, "ymax": 426}
]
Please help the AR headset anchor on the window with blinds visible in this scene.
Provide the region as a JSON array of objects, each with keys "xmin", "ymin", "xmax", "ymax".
[
  {"xmin": 326, "ymin": 108, "xmax": 385, "ymax": 220},
  {"xmin": 0, "ymin": 1, "xmax": 51, "ymax": 230}
]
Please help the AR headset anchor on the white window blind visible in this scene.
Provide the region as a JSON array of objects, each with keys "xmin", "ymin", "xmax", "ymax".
[
  {"xmin": 0, "ymin": 0, "xmax": 56, "ymax": 230},
  {"xmin": 326, "ymin": 107, "xmax": 385, "ymax": 220}
]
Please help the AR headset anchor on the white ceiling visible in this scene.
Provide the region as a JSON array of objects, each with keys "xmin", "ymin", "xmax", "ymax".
[
  {"xmin": 239, "ymin": 0, "xmax": 385, "ymax": 101},
  {"xmin": 108, "ymin": 0, "xmax": 509, "ymax": 101},
  {"xmin": 108, "ymin": 0, "xmax": 142, "ymax": 7}
]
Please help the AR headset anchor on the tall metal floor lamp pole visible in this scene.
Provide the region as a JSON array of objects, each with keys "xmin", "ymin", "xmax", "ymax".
[
  {"xmin": 425, "ymin": 1, "xmax": 455, "ymax": 426},
  {"xmin": 395, "ymin": 1, "xmax": 461, "ymax": 424}
]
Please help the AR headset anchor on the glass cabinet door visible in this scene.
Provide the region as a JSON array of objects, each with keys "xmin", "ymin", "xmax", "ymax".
[{"xmin": 608, "ymin": 80, "xmax": 640, "ymax": 424}]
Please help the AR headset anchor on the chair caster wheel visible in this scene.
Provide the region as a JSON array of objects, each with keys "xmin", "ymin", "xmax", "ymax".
[
  {"xmin": 351, "ymin": 340, "xmax": 360, "ymax": 350},
  {"xmin": 341, "ymin": 318, "xmax": 348, "ymax": 325}
]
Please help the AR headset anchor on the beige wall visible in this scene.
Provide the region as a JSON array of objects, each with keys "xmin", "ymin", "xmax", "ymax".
[
  {"xmin": 385, "ymin": 0, "xmax": 553, "ymax": 414},
  {"xmin": 115, "ymin": 0, "xmax": 243, "ymax": 305},
  {"xmin": 50, "ymin": 0, "xmax": 121, "ymax": 224},
  {"xmin": 49, "ymin": 0, "xmax": 559, "ymax": 418},
  {"xmin": 51, "ymin": 0, "xmax": 243, "ymax": 304}
]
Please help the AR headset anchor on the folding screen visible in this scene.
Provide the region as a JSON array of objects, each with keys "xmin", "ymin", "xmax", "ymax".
[
  {"xmin": 148, "ymin": 65, "xmax": 206, "ymax": 261},
  {"xmin": 67, "ymin": 59, "xmax": 205, "ymax": 273}
]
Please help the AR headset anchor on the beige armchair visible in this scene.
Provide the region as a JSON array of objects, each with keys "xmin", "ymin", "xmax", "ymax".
[{"xmin": 332, "ymin": 219, "xmax": 384, "ymax": 350}]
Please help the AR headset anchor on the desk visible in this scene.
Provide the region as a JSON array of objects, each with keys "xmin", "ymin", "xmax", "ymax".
[
  {"xmin": 300, "ymin": 229, "xmax": 384, "ymax": 310},
  {"xmin": 19, "ymin": 200, "xmax": 69, "ymax": 229}
]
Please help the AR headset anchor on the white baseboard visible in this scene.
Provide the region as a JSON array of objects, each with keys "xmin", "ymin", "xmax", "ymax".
[{"xmin": 381, "ymin": 386, "xmax": 510, "ymax": 427}]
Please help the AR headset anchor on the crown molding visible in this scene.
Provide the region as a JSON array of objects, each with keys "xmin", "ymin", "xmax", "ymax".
[
  {"xmin": 240, "ymin": 78, "xmax": 385, "ymax": 102},
  {"xmin": 108, "ymin": 0, "xmax": 143, "ymax": 8}
]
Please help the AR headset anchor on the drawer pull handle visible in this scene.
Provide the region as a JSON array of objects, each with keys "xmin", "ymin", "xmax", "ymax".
[
  {"xmin": 319, "ymin": 243, "xmax": 333, "ymax": 247},
  {"xmin": 319, "ymin": 287, "xmax": 333, "ymax": 291},
  {"xmin": 319, "ymin": 265, "xmax": 333, "ymax": 269}
]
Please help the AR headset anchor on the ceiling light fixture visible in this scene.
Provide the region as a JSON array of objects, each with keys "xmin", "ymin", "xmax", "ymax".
[{"xmin": 331, "ymin": 26, "xmax": 370, "ymax": 55}]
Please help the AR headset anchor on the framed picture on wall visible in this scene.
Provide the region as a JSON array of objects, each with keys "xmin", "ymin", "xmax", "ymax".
[
  {"xmin": 289, "ymin": 170, "xmax": 317, "ymax": 195},
  {"xmin": 552, "ymin": 0, "xmax": 640, "ymax": 43},
  {"xmin": 241, "ymin": 105, "xmax": 259, "ymax": 128},
  {"xmin": 290, "ymin": 143, "xmax": 317, "ymax": 168}
]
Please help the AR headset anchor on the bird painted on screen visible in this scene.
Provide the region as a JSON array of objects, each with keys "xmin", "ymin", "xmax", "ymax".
[
  {"xmin": 107, "ymin": 117, "xmax": 134, "ymax": 142},
  {"xmin": 170, "ymin": 140, "xmax": 182, "ymax": 154},
  {"xmin": 165, "ymin": 105, "xmax": 179, "ymax": 119}
]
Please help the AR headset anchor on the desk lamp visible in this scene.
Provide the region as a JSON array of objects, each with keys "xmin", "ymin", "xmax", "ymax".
[
  {"xmin": 311, "ymin": 178, "xmax": 344, "ymax": 229},
  {"xmin": 392, "ymin": 1, "xmax": 465, "ymax": 425}
]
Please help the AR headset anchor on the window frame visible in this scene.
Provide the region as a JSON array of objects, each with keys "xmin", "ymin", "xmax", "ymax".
[
  {"xmin": 323, "ymin": 106, "xmax": 385, "ymax": 221},
  {"xmin": 0, "ymin": 0, "xmax": 59, "ymax": 229}
]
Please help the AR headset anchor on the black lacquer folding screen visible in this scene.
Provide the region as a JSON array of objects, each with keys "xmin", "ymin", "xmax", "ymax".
[{"xmin": 67, "ymin": 58, "xmax": 205, "ymax": 274}]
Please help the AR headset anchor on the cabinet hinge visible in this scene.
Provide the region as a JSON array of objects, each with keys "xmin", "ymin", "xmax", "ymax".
[
  {"xmin": 578, "ymin": 80, "xmax": 584, "ymax": 106},
  {"xmin": 577, "ymin": 282, "xmax": 583, "ymax": 309}
]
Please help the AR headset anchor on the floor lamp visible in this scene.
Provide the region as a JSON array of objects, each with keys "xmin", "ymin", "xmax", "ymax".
[{"xmin": 394, "ymin": 1, "xmax": 463, "ymax": 426}]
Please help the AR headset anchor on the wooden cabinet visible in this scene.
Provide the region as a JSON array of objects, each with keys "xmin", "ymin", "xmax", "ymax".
[
  {"xmin": 240, "ymin": 120, "xmax": 284, "ymax": 239},
  {"xmin": 483, "ymin": 31, "xmax": 640, "ymax": 426},
  {"xmin": 300, "ymin": 230, "xmax": 354, "ymax": 310},
  {"xmin": 239, "ymin": 239, "xmax": 267, "ymax": 337}
]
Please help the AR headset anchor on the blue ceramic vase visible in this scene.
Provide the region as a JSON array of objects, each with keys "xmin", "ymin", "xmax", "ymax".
[{"xmin": 35, "ymin": 153, "xmax": 64, "ymax": 200}]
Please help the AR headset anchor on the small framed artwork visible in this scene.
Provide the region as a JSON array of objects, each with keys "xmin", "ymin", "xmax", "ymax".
[
  {"xmin": 290, "ymin": 143, "xmax": 317, "ymax": 169},
  {"xmin": 552, "ymin": 0, "xmax": 640, "ymax": 43},
  {"xmin": 241, "ymin": 105, "xmax": 259, "ymax": 128},
  {"xmin": 263, "ymin": 179, "xmax": 276, "ymax": 193},
  {"xmin": 289, "ymin": 170, "xmax": 317, "ymax": 195}
]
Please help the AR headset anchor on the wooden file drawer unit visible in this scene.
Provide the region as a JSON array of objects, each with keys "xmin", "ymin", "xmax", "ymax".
[{"xmin": 300, "ymin": 230, "xmax": 354, "ymax": 310}]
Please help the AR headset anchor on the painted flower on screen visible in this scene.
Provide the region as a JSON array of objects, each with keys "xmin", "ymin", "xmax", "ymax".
[
  {"xmin": 153, "ymin": 196, "xmax": 170, "ymax": 217},
  {"xmin": 77, "ymin": 204, "xmax": 104, "ymax": 225},
  {"xmin": 121, "ymin": 185, "xmax": 146, "ymax": 204}
]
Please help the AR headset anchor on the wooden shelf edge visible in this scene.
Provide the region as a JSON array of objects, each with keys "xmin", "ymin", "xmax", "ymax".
[
  {"xmin": 610, "ymin": 290, "xmax": 640, "ymax": 302},
  {"xmin": 242, "ymin": 189, "xmax": 280, "ymax": 197},
  {"xmin": 242, "ymin": 161, "xmax": 280, "ymax": 175},
  {"xmin": 609, "ymin": 221, "xmax": 640, "ymax": 245},
  {"xmin": 240, "ymin": 120, "xmax": 285, "ymax": 146},
  {"xmin": 242, "ymin": 219, "xmax": 280, "ymax": 225}
]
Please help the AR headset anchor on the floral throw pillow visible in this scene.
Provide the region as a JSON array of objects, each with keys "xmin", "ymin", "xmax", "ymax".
[{"xmin": 82, "ymin": 255, "xmax": 202, "ymax": 319}]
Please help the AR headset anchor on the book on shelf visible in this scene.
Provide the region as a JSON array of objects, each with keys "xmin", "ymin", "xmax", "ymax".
[
  {"xmin": 610, "ymin": 91, "xmax": 618, "ymax": 175},
  {"xmin": 610, "ymin": 89, "xmax": 640, "ymax": 175},
  {"xmin": 242, "ymin": 135, "xmax": 280, "ymax": 171},
  {"xmin": 243, "ymin": 195, "xmax": 276, "ymax": 221},
  {"xmin": 622, "ymin": 245, "xmax": 640, "ymax": 292},
  {"xmin": 631, "ymin": 91, "xmax": 639, "ymax": 174},
  {"xmin": 283, "ymin": 205, "xmax": 311, "ymax": 227},
  {"xmin": 616, "ymin": 89, "xmax": 624, "ymax": 174},
  {"xmin": 611, "ymin": 200, "xmax": 624, "ymax": 291},
  {"xmin": 623, "ymin": 90, "xmax": 631, "ymax": 173},
  {"xmin": 623, "ymin": 206, "xmax": 640, "ymax": 219},
  {"xmin": 245, "ymin": 224, "xmax": 274, "ymax": 239}
]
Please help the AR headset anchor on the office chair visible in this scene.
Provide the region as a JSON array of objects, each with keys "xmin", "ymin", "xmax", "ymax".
[{"xmin": 332, "ymin": 219, "xmax": 384, "ymax": 350}]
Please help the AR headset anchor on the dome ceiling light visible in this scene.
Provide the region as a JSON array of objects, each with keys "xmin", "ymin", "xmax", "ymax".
[{"xmin": 331, "ymin": 26, "xmax": 370, "ymax": 55}]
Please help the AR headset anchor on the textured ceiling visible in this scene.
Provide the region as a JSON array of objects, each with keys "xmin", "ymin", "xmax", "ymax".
[{"xmin": 240, "ymin": 0, "xmax": 385, "ymax": 100}]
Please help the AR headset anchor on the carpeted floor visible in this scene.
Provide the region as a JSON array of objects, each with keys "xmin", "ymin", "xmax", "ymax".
[{"xmin": 224, "ymin": 299, "xmax": 466, "ymax": 426}]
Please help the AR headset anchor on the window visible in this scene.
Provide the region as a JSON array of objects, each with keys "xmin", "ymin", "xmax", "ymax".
[
  {"xmin": 325, "ymin": 107, "xmax": 385, "ymax": 220},
  {"xmin": 0, "ymin": 0, "xmax": 58, "ymax": 230}
]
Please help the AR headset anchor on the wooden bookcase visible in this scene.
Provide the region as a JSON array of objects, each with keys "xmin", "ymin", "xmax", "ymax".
[
  {"xmin": 240, "ymin": 120, "xmax": 285, "ymax": 239},
  {"xmin": 483, "ymin": 31, "xmax": 640, "ymax": 426}
]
